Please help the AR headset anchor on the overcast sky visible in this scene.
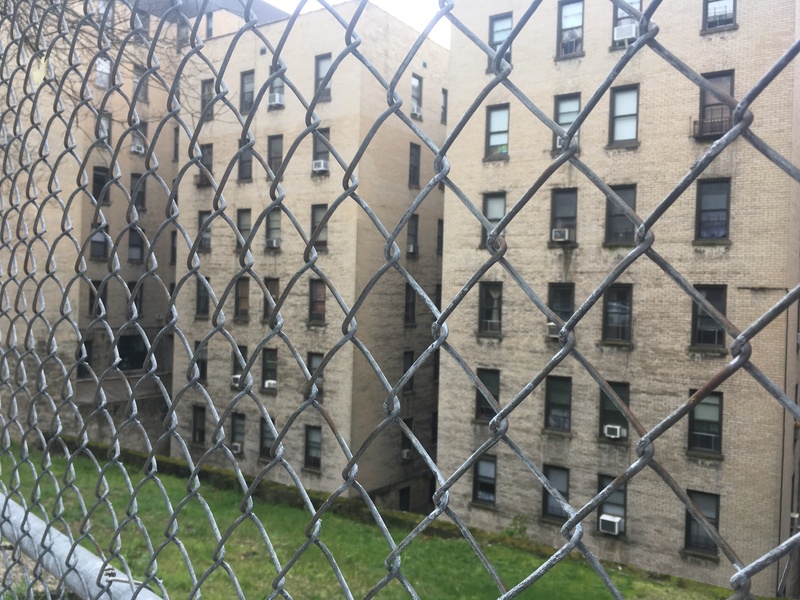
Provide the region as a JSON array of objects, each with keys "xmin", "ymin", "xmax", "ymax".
[{"xmin": 265, "ymin": 0, "xmax": 451, "ymax": 47}]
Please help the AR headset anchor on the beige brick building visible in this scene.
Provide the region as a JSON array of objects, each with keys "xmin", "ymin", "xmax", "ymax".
[
  {"xmin": 437, "ymin": 0, "xmax": 800, "ymax": 596},
  {"xmin": 171, "ymin": 1, "xmax": 448, "ymax": 511}
]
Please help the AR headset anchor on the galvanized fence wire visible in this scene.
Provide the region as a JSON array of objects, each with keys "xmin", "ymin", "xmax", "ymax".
[{"xmin": 0, "ymin": 0, "xmax": 797, "ymax": 598}]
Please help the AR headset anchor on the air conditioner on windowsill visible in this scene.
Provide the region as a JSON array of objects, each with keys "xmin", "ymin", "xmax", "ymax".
[
  {"xmin": 312, "ymin": 159, "xmax": 329, "ymax": 174},
  {"xmin": 131, "ymin": 143, "xmax": 145, "ymax": 155},
  {"xmin": 230, "ymin": 442, "xmax": 242, "ymax": 455},
  {"xmin": 267, "ymin": 93, "xmax": 285, "ymax": 108},
  {"xmin": 230, "ymin": 374, "xmax": 241, "ymax": 387},
  {"xmin": 551, "ymin": 228, "xmax": 574, "ymax": 242},
  {"xmin": 263, "ymin": 379, "xmax": 277, "ymax": 390},
  {"xmin": 603, "ymin": 424, "xmax": 626, "ymax": 439},
  {"xmin": 410, "ymin": 104, "xmax": 423, "ymax": 119},
  {"xmin": 613, "ymin": 23, "xmax": 639, "ymax": 43},
  {"xmin": 265, "ymin": 238, "xmax": 281, "ymax": 250},
  {"xmin": 406, "ymin": 244, "xmax": 418, "ymax": 255},
  {"xmin": 599, "ymin": 514, "xmax": 623, "ymax": 535},
  {"xmin": 546, "ymin": 322, "xmax": 560, "ymax": 338},
  {"xmin": 400, "ymin": 448, "xmax": 412, "ymax": 461}
]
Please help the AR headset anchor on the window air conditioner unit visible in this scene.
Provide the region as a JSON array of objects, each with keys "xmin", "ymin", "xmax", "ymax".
[
  {"xmin": 551, "ymin": 228, "xmax": 574, "ymax": 242},
  {"xmin": 599, "ymin": 514, "xmax": 623, "ymax": 535},
  {"xmin": 131, "ymin": 143, "xmax": 145, "ymax": 155},
  {"xmin": 603, "ymin": 424, "xmax": 625, "ymax": 439},
  {"xmin": 410, "ymin": 104, "xmax": 423, "ymax": 119},
  {"xmin": 546, "ymin": 322, "xmax": 560, "ymax": 338},
  {"xmin": 556, "ymin": 137, "xmax": 565, "ymax": 150},
  {"xmin": 791, "ymin": 512, "xmax": 799, "ymax": 530},
  {"xmin": 400, "ymin": 448, "xmax": 412, "ymax": 461},
  {"xmin": 230, "ymin": 442, "xmax": 243, "ymax": 455},
  {"xmin": 263, "ymin": 379, "xmax": 277, "ymax": 390},
  {"xmin": 265, "ymin": 238, "xmax": 281, "ymax": 250},
  {"xmin": 312, "ymin": 159, "xmax": 329, "ymax": 173},
  {"xmin": 613, "ymin": 23, "xmax": 639, "ymax": 43},
  {"xmin": 406, "ymin": 244, "xmax": 418, "ymax": 255},
  {"xmin": 267, "ymin": 93, "xmax": 285, "ymax": 108},
  {"xmin": 230, "ymin": 374, "xmax": 241, "ymax": 387}
]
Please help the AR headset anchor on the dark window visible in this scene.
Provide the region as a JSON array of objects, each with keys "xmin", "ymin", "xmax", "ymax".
[
  {"xmin": 605, "ymin": 185, "xmax": 636, "ymax": 245},
  {"xmin": 406, "ymin": 214, "xmax": 419, "ymax": 255},
  {"xmin": 266, "ymin": 210, "xmax": 281, "ymax": 246},
  {"xmin": 309, "ymin": 279, "xmax": 326, "ymax": 322},
  {"xmin": 543, "ymin": 466, "xmax": 569, "ymax": 519},
  {"xmin": 236, "ymin": 208, "xmax": 251, "ymax": 250},
  {"xmin": 262, "ymin": 348, "xmax": 278, "ymax": 387},
  {"xmin": 403, "ymin": 351, "xmax": 415, "ymax": 392},
  {"xmin": 611, "ymin": 0, "xmax": 640, "ymax": 47},
  {"xmin": 551, "ymin": 189, "xmax": 577, "ymax": 241},
  {"xmin": 437, "ymin": 219, "xmax": 443, "ymax": 255},
  {"xmin": 307, "ymin": 352, "xmax": 324, "ymax": 397},
  {"xmin": 238, "ymin": 139, "xmax": 253, "ymax": 181},
  {"xmin": 192, "ymin": 405, "xmax": 205, "ymax": 444},
  {"xmin": 133, "ymin": 64, "xmax": 148, "ymax": 103},
  {"xmin": 689, "ymin": 391, "xmax": 722, "ymax": 454},
  {"xmin": 305, "ymin": 425, "xmax": 322, "ymax": 469},
  {"xmin": 473, "ymin": 455, "xmax": 497, "ymax": 505},
  {"xmin": 315, "ymin": 54, "xmax": 332, "ymax": 102},
  {"xmin": 130, "ymin": 173, "xmax": 145, "ymax": 209},
  {"xmin": 234, "ymin": 277, "xmax": 250, "ymax": 319},
  {"xmin": 89, "ymin": 279, "xmax": 107, "ymax": 316},
  {"xmin": 404, "ymin": 283, "xmax": 416, "ymax": 325},
  {"xmin": 408, "ymin": 143, "xmax": 421, "ymax": 187},
  {"xmin": 127, "ymin": 281, "xmax": 143, "ymax": 317},
  {"xmin": 557, "ymin": 1, "xmax": 583, "ymax": 58},
  {"xmin": 609, "ymin": 85, "xmax": 639, "ymax": 145},
  {"xmin": 554, "ymin": 94, "xmax": 580, "ymax": 150},
  {"xmin": 692, "ymin": 285, "xmax": 726, "ymax": 348},
  {"xmin": 269, "ymin": 64, "xmax": 285, "ymax": 95},
  {"xmin": 128, "ymin": 230, "xmax": 144, "ymax": 262},
  {"xmin": 263, "ymin": 277, "xmax": 279, "ymax": 321},
  {"xmin": 260, "ymin": 416, "xmax": 276, "ymax": 458},
  {"xmin": 478, "ymin": 282, "xmax": 502, "ymax": 334},
  {"xmin": 169, "ymin": 231, "xmax": 177, "ymax": 264},
  {"xmin": 196, "ymin": 276, "xmax": 210, "ymax": 316},
  {"xmin": 197, "ymin": 143, "xmax": 213, "ymax": 186},
  {"xmin": 90, "ymin": 226, "xmax": 108, "ymax": 259},
  {"xmin": 177, "ymin": 20, "xmax": 189, "ymax": 48},
  {"xmin": 118, "ymin": 334, "xmax": 147, "ymax": 371},
  {"xmin": 411, "ymin": 74, "xmax": 423, "ymax": 118},
  {"xmin": 92, "ymin": 166, "xmax": 110, "ymax": 205},
  {"xmin": 603, "ymin": 284, "xmax": 633, "ymax": 342},
  {"xmin": 313, "ymin": 127, "xmax": 330, "ymax": 164},
  {"xmin": 240, "ymin": 70, "xmax": 254, "ymax": 114},
  {"xmin": 311, "ymin": 204, "xmax": 328, "ymax": 248},
  {"xmin": 695, "ymin": 71, "xmax": 733, "ymax": 138},
  {"xmin": 268, "ymin": 135, "xmax": 283, "ymax": 179},
  {"xmin": 435, "ymin": 284, "xmax": 442, "ymax": 311},
  {"xmin": 440, "ymin": 89, "xmax": 448, "ymax": 124},
  {"xmin": 685, "ymin": 491, "xmax": 719, "ymax": 554},
  {"xmin": 485, "ymin": 104, "xmax": 509, "ymax": 158},
  {"xmin": 232, "ymin": 345, "xmax": 247, "ymax": 376},
  {"xmin": 548, "ymin": 283, "xmax": 574, "ymax": 323},
  {"xmin": 401, "ymin": 418, "xmax": 413, "ymax": 452},
  {"xmin": 482, "ymin": 193, "xmax": 506, "ymax": 247},
  {"xmin": 399, "ymin": 487, "xmax": 411, "ymax": 511},
  {"xmin": 198, "ymin": 211, "xmax": 211, "ymax": 252},
  {"xmin": 598, "ymin": 475, "xmax": 626, "ymax": 534},
  {"xmin": 431, "ymin": 410, "xmax": 438, "ymax": 446},
  {"xmin": 77, "ymin": 339, "xmax": 93, "ymax": 378},
  {"xmin": 231, "ymin": 413, "xmax": 245, "ymax": 447},
  {"xmin": 696, "ymin": 179, "xmax": 730, "ymax": 240},
  {"xmin": 475, "ymin": 368, "xmax": 499, "ymax": 420},
  {"xmin": 703, "ymin": 0, "xmax": 735, "ymax": 30},
  {"xmin": 172, "ymin": 125, "xmax": 179, "ymax": 161},
  {"xmin": 488, "ymin": 13, "xmax": 512, "ymax": 66},
  {"xmin": 545, "ymin": 376, "xmax": 571, "ymax": 431},
  {"xmin": 600, "ymin": 382, "xmax": 630, "ymax": 439},
  {"xmin": 201, "ymin": 79, "xmax": 214, "ymax": 121},
  {"xmin": 194, "ymin": 341, "xmax": 207, "ymax": 381},
  {"xmin": 205, "ymin": 11, "xmax": 213, "ymax": 37}
]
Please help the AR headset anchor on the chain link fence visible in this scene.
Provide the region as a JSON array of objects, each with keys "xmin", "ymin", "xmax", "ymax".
[{"xmin": 0, "ymin": 0, "xmax": 799, "ymax": 598}]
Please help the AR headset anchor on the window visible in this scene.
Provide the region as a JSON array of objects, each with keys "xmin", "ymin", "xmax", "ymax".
[
  {"xmin": 685, "ymin": 491, "xmax": 719, "ymax": 554},
  {"xmin": 315, "ymin": 54, "xmax": 332, "ymax": 102},
  {"xmin": 267, "ymin": 135, "xmax": 283, "ymax": 179},
  {"xmin": 703, "ymin": 0, "xmax": 735, "ymax": 30},
  {"xmin": 307, "ymin": 352, "xmax": 324, "ymax": 397},
  {"xmin": 170, "ymin": 231, "xmax": 177, "ymax": 264},
  {"xmin": 600, "ymin": 382, "xmax": 630, "ymax": 439},
  {"xmin": 545, "ymin": 376, "xmax": 571, "ymax": 431},
  {"xmin": 135, "ymin": 10, "xmax": 149, "ymax": 43},
  {"xmin": 431, "ymin": 411, "xmax": 438, "ymax": 446},
  {"xmin": 689, "ymin": 392, "xmax": 722, "ymax": 454},
  {"xmin": 128, "ymin": 230, "xmax": 144, "ymax": 262},
  {"xmin": 118, "ymin": 334, "xmax": 147, "ymax": 371},
  {"xmin": 695, "ymin": 71, "xmax": 733, "ymax": 138},
  {"xmin": 130, "ymin": 173, "xmax": 145, "ymax": 209},
  {"xmin": 201, "ymin": 79, "xmax": 214, "ymax": 120},
  {"xmin": 488, "ymin": 13, "xmax": 512, "ymax": 66},
  {"xmin": 194, "ymin": 341, "xmax": 207, "ymax": 381},
  {"xmin": 309, "ymin": 279, "xmax": 326, "ymax": 323},
  {"xmin": 77, "ymin": 340, "xmax": 93, "ymax": 378},
  {"xmin": 605, "ymin": 185, "xmax": 636, "ymax": 245},
  {"xmin": 403, "ymin": 350, "xmax": 414, "ymax": 392},
  {"xmin": 554, "ymin": 94, "xmax": 580, "ymax": 150},
  {"xmin": 230, "ymin": 413, "xmax": 245, "ymax": 449},
  {"xmin": 236, "ymin": 208, "xmax": 251, "ymax": 250},
  {"xmin": 551, "ymin": 189, "xmax": 577, "ymax": 241},
  {"xmin": 692, "ymin": 285, "xmax": 726, "ymax": 348},
  {"xmin": 95, "ymin": 57, "xmax": 111, "ymax": 89},
  {"xmin": 482, "ymin": 193, "xmax": 506, "ymax": 248},
  {"xmin": 262, "ymin": 348, "xmax": 278, "ymax": 388},
  {"xmin": 92, "ymin": 166, "xmax": 109, "ymax": 205},
  {"xmin": 198, "ymin": 211, "xmax": 211, "ymax": 252},
  {"xmin": 192, "ymin": 405, "xmax": 205, "ymax": 444},
  {"xmin": 263, "ymin": 277, "xmax": 279, "ymax": 321},
  {"xmin": 408, "ymin": 143, "xmax": 421, "ymax": 187},
  {"xmin": 234, "ymin": 277, "xmax": 250, "ymax": 319},
  {"xmin": 90, "ymin": 227, "xmax": 108, "ymax": 260},
  {"xmin": 238, "ymin": 139, "xmax": 253, "ymax": 181},
  {"xmin": 205, "ymin": 11, "xmax": 213, "ymax": 38},
  {"xmin": 305, "ymin": 425, "xmax": 322, "ymax": 469},
  {"xmin": 196, "ymin": 276, "xmax": 210, "ymax": 316},
  {"xmin": 265, "ymin": 211, "xmax": 281, "ymax": 247},
  {"xmin": 603, "ymin": 284, "xmax": 633, "ymax": 342},
  {"xmin": 127, "ymin": 281, "xmax": 143, "ymax": 317},
  {"xmin": 406, "ymin": 214, "xmax": 419, "ymax": 255},
  {"xmin": 411, "ymin": 74, "xmax": 423, "ymax": 117},
  {"xmin": 437, "ymin": 219, "xmax": 443, "ymax": 255},
  {"xmin": 177, "ymin": 20, "xmax": 189, "ymax": 49},
  {"xmin": 312, "ymin": 128, "xmax": 330, "ymax": 168},
  {"xmin": 475, "ymin": 368, "xmax": 500, "ymax": 420},
  {"xmin": 440, "ymin": 89, "xmax": 448, "ymax": 124},
  {"xmin": 232, "ymin": 345, "xmax": 247, "ymax": 376},
  {"xmin": 485, "ymin": 104, "xmax": 509, "ymax": 158},
  {"xmin": 172, "ymin": 126, "xmax": 179, "ymax": 161},
  {"xmin": 400, "ymin": 418, "xmax": 414, "ymax": 452},
  {"xmin": 543, "ymin": 466, "xmax": 569, "ymax": 519},
  {"xmin": 609, "ymin": 86, "xmax": 639, "ymax": 146},
  {"xmin": 269, "ymin": 64, "xmax": 285, "ymax": 96},
  {"xmin": 197, "ymin": 143, "xmax": 213, "ymax": 186},
  {"xmin": 557, "ymin": 1, "xmax": 583, "ymax": 58},
  {"xmin": 696, "ymin": 179, "xmax": 730, "ymax": 240},
  {"xmin": 473, "ymin": 456, "xmax": 497, "ymax": 505},
  {"xmin": 260, "ymin": 417, "xmax": 275, "ymax": 458},
  {"xmin": 548, "ymin": 283, "xmax": 574, "ymax": 323},
  {"xmin": 133, "ymin": 64, "xmax": 148, "ymax": 103},
  {"xmin": 598, "ymin": 475, "xmax": 626, "ymax": 534},
  {"xmin": 404, "ymin": 283, "xmax": 416, "ymax": 325},
  {"xmin": 131, "ymin": 121, "xmax": 147, "ymax": 154},
  {"xmin": 478, "ymin": 282, "xmax": 502, "ymax": 334},
  {"xmin": 89, "ymin": 279, "xmax": 107, "ymax": 316},
  {"xmin": 612, "ymin": 0, "xmax": 640, "ymax": 47},
  {"xmin": 240, "ymin": 70, "xmax": 254, "ymax": 114},
  {"xmin": 311, "ymin": 204, "xmax": 328, "ymax": 248},
  {"xmin": 97, "ymin": 112, "xmax": 111, "ymax": 143}
]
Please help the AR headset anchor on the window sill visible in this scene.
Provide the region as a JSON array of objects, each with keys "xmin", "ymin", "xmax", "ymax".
[
  {"xmin": 686, "ymin": 450, "xmax": 724, "ymax": 462},
  {"xmin": 267, "ymin": 105, "xmax": 285, "ymax": 112},
  {"xmin": 692, "ymin": 132, "xmax": 725, "ymax": 142},
  {"xmin": 312, "ymin": 244, "xmax": 328, "ymax": 253},
  {"xmin": 194, "ymin": 314, "xmax": 210, "ymax": 321},
  {"xmin": 555, "ymin": 51, "xmax": 585, "ymax": 62},
  {"xmin": 540, "ymin": 515, "xmax": 567, "ymax": 528},
  {"xmin": 605, "ymin": 141, "xmax": 640, "ymax": 150},
  {"xmin": 680, "ymin": 549, "xmax": 720, "ymax": 564},
  {"xmin": 687, "ymin": 345, "xmax": 727, "ymax": 357},
  {"xmin": 472, "ymin": 417, "xmax": 493, "ymax": 426},
  {"xmin": 547, "ymin": 241, "xmax": 579, "ymax": 250},
  {"xmin": 257, "ymin": 454, "xmax": 274, "ymax": 462},
  {"xmin": 301, "ymin": 467, "xmax": 322, "ymax": 475},
  {"xmin": 408, "ymin": 183, "xmax": 420, "ymax": 190},
  {"xmin": 692, "ymin": 238, "xmax": 730, "ymax": 247},
  {"xmin": 128, "ymin": 259, "xmax": 144, "ymax": 265},
  {"xmin": 602, "ymin": 241, "xmax": 635, "ymax": 249},
  {"xmin": 307, "ymin": 320, "xmax": 326, "ymax": 328},
  {"xmin": 476, "ymin": 331, "xmax": 503, "ymax": 340},
  {"xmin": 410, "ymin": 115, "xmax": 423, "ymax": 122},
  {"xmin": 259, "ymin": 387, "xmax": 278, "ymax": 396},
  {"xmin": 406, "ymin": 252, "xmax": 418, "ymax": 259},
  {"xmin": 470, "ymin": 501, "xmax": 498, "ymax": 512},
  {"xmin": 310, "ymin": 171, "xmax": 330, "ymax": 178},
  {"xmin": 550, "ymin": 146, "xmax": 579, "ymax": 158},
  {"xmin": 233, "ymin": 316, "xmax": 250, "ymax": 324},
  {"xmin": 597, "ymin": 435, "xmax": 630, "ymax": 447},
  {"xmin": 598, "ymin": 340, "xmax": 634, "ymax": 349},
  {"xmin": 90, "ymin": 256, "xmax": 107, "ymax": 262},
  {"xmin": 591, "ymin": 528, "xmax": 628, "ymax": 541},
  {"xmin": 135, "ymin": 206, "xmax": 147, "ymax": 212},
  {"xmin": 542, "ymin": 428, "xmax": 572, "ymax": 439},
  {"xmin": 700, "ymin": 24, "xmax": 738, "ymax": 35},
  {"xmin": 237, "ymin": 178, "xmax": 253, "ymax": 184},
  {"xmin": 404, "ymin": 322, "xmax": 417, "ymax": 329},
  {"xmin": 483, "ymin": 153, "xmax": 509, "ymax": 163}
]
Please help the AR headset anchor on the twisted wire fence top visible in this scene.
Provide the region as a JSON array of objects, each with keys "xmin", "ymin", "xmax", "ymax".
[{"xmin": 0, "ymin": 0, "xmax": 798, "ymax": 598}]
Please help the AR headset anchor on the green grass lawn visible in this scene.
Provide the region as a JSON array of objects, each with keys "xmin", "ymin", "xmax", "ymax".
[{"xmin": 0, "ymin": 448, "xmax": 736, "ymax": 599}]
